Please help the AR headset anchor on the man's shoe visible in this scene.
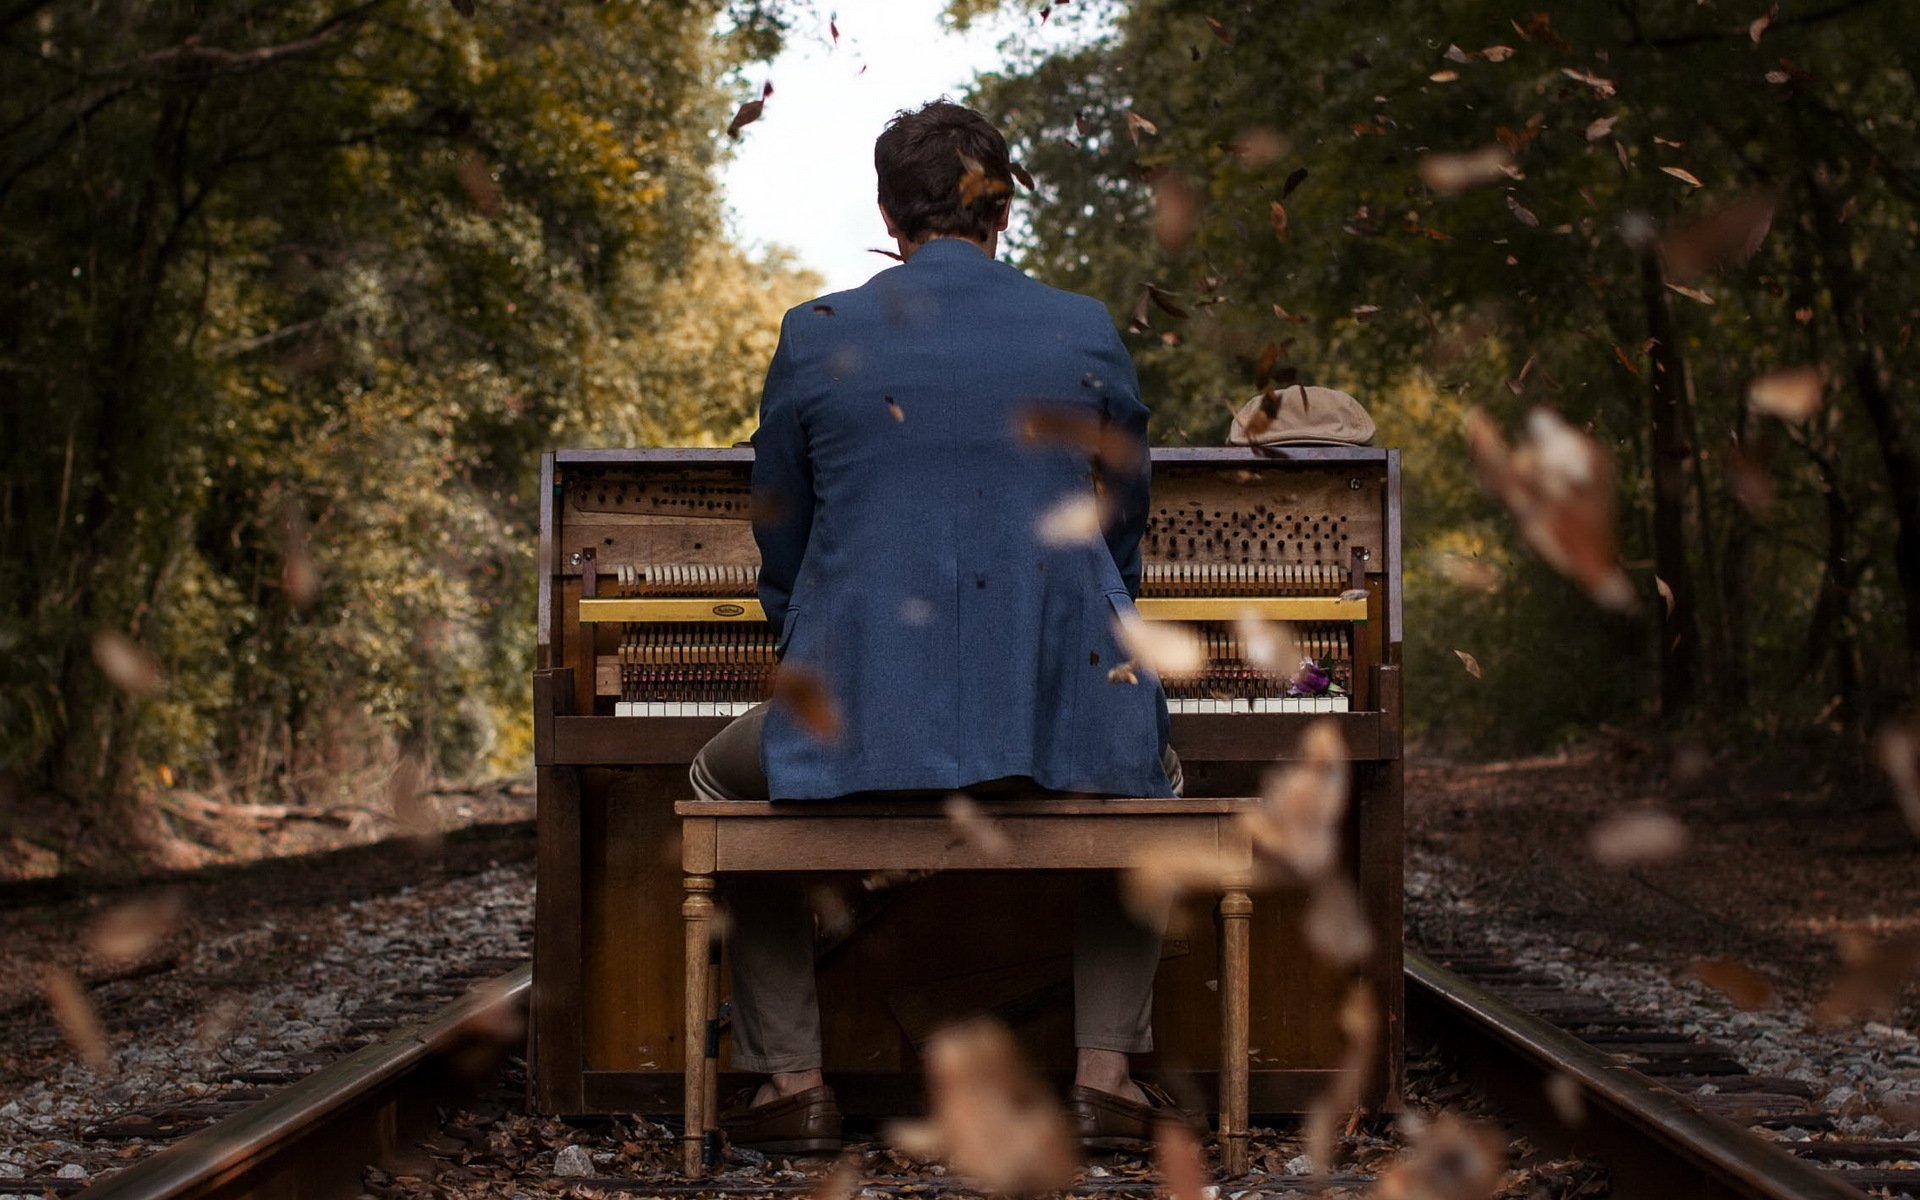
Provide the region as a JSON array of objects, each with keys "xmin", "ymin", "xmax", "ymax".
[
  {"xmin": 1068, "ymin": 1081, "xmax": 1197, "ymax": 1150},
  {"xmin": 719, "ymin": 1084, "xmax": 843, "ymax": 1153}
]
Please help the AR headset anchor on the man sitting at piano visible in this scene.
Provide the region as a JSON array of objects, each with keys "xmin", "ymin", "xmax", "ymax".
[{"xmin": 688, "ymin": 100, "xmax": 1183, "ymax": 1153}]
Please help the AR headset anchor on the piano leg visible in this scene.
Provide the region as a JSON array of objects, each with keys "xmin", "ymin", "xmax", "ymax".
[
  {"xmin": 1218, "ymin": 879, "xmax": 1253, "ymax": 1177},
  {"xmin": 682, "ymin": 874, "xmax": 717, "ymax": 1175}
]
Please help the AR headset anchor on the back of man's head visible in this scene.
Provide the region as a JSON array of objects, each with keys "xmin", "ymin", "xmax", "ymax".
[{"xmin": 875, "ymin": 101, "xmax": 1014, "ymax": 245}]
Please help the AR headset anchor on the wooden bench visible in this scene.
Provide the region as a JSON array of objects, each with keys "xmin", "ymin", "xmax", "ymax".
[{"xmin": 675, "ymin": 795, "xmax": 1261, "ymax": 1177}]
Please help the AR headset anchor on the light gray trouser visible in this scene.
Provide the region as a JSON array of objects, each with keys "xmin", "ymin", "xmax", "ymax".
[{"xmin": 688, "ymin": 701, "xmax": 1183, "ymax": 1073}]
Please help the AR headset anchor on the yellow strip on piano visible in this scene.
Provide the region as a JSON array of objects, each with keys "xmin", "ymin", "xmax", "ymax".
[{"xmin": 576, "ymin": 595, "xmax": 1368, "ymax": 624}]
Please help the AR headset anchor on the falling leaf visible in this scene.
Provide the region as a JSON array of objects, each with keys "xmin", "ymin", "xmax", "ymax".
[
  {"xmin": 1453, "ymin": 649, "xmax": 1482, "ymax": 678},
  {"xmin": 1272, "ymin": 303, "xmax": 1311, "ymax": 324},
  {"xmin": 86, "ymin": 890, "xmax": 187, "ymax": 964},
  {"xmin": 914, "ymin": 1020, "xmax": 1078, "ymax": 1194},
  {"xmin": 1015, "ymin": 405, "xmax": 1145, "ymax": 469},
  {"xmin": 1303, "ymin": 982, "xmax": 1377, "ymax": 1175},
  {"xmin": 1125, "ymin": 109, "xmax": 1159, "ymax": 144},
  {"xmin": 942, "ymin": 794, "xmax": 1011, "ymax": 856},
  {"xmin": 1230, "ymin": 128, "xmax": 1288, "ymax": 166},
  {"xmin": 1374, "ymin": 1113, "xmax": 1503, "ymax": 1199},
  {"xmin": 1656, "ymin": 576, "xmax": 1675, "ymax": 617},
  {"xmin": 92, "ymin": 631, "xmax": 162, "ymax": 696},
  {"xmin": 1666, "ymin": 282, "xmax": 1715, "ymax": 305},
  {"xmin": 1749, "ymin": 3, "xmax": 1778, "ymax": 42},
  {"xmin": 1654, "ymin": 135, "xmax": 1686, "ymax": 149},
  {"xmin": 1009, "ymin": 160, "xmax": 1035, "ymax": 190},
  {"xmin": 1663, "ymin": 193, "xmax": 1778, "ymax": 281},
  {"xmin": 1303, "ymin": 877, "xmax": 1373, "ymax": 966},
  {"xmin": 388, "ymin": 753, "xmax": 440, "ymax": 847},
  {"xmin": 1588, "ymin": 809, "xmax": 1688, "ymax": 867},
  {"xmin": 41, "ymin": 967, "xmax": 109, "ymax": 1072},
  {"xmin": 1417, "ymin": 145, "xmax": 1514, "ymax": 193},
  {"xmin": 829, "ymin": 15, "xmax": 839, "ymax": 45},
  {"xmin": 1153, "ymin": 172, "xmax": 1200, "ymax": 252},
  {"xmin": 1429, "ymin": 69, "xmax": 1459, "ymax": 82},
  {"xmin": 1244, "ymin": 721, "xmax": 1347, "ymax": 879},
  {"xmin": 1253, "ymin": 342, "xmax": 1280, "ymax": 390},
  {"xmin": 1584, "ymin": 116, "xmax": 1618, "ymax": 141},
  {"xmin": 1612, "ymin": 343, "xmax": 1642, "ymax": 376},
  {"xmin": 812, "ymin": 304, "xmax": 835, "ymax": 316},
  {"xmin": 1282, "ymin": 166, "xmax": 1310, "ymax": 198},
  {"xmin": 1875, "ymin": 716, "xmax": 1920, "ymax": 839},
  {"xmin": 1660, "ymin": 166, "xmax": 1704, "ymax": 188},
  {"xmin": 1106, "ymin": 661, "xmax": 1139, "ymax": 686},
  {"xmin": 1268, "ymin": 199, "xmax": 1289, "ymax": 240},
  {"xmin": 1350, "ymin": 303, "xmax": 1380, "ymax": 322},
  {"xmin": 1814, "ymin": 931, "xmax": 1920, "ymax": 1026},
  {"xmin": 1464, "ymin": 408, "xmax": 1637, "ymax": 611},
  {"xmin": 727, "ymin": 82, "xmax": 773, "ymax": 138},
  {"xmin": 772, "ymin": 664, "xmax": 842, "ymax": 741},
  {"xmin": 1438, "ymin": 554, "xmax": 1502, "ymax": 593},
  {"xmin": 885, "ymin": 396, "xmax": 905, "ymax": 422},
  {"xmin": 1506, "ymin": 193, "xmax": 1540, "ymax": 227},
  {"xmin": 868, "ymin": 247, "xmax": 904, "ymax": 261},
  {"xmin": 810, "ymin": 1157, "xmax": 859, "ymax": 1200},
  {"xmin": 1203, "ymin": 15, "xmax": 1233, "ymax": 45},
  {"xmin": 1685, "ymin": 958, "xmax": 1777, "ymax": 1009},
  {"xmin": 1444, "ymin": 43, "xmax": 1471, "ymax": 63},
  {"xmin": 958, "ymin": 155, "xmax": 1013, "ymax": 206},
  {"xmin": 1035, "ymin": 493, "xmax": 1105, "ymax": 546},
  {"xmin": 1480, "ymin": 44, "xmax": 1517, "ymax": 61},
  {"xmin": 278, "ymin": 500, "xmax": 320, "ymax": 612},
  {"xmin": 1747, "ymin": 366, "xmax": 1825, "ymax": 421},
  {"xmin": 1545, "ymin": 1073, "xmax": 1586, "ymax": 1126},
  {"xmin": 1114, "ymin": 610, "xmax": 1205, "ymax": 677},
  {"xmin": 1560, "ymin": 67, "xmax": 1617, "ymax": 97},
  {"xmin": 1727, "ymin": 436, "xmax": 1775, "ymax": 515},
  {"xmin": 453, "ymin": 146, "xmax": 502, "ymax": 215},
  {"xmin": 1235, "ymin": 609, "xmax": 1295, "ymax": 670},
  {"xmin": 1794, "ymin": 306, "xmax": 1814, "ymax": 324}
]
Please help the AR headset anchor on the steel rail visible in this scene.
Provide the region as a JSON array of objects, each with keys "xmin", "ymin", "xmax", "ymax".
[
  {"xmin": 77, "ymin": 966, "xmax": 530, "ymax": 1200},
  {"xmin": 1405, "ymin": 950, "xmax": 1865, "ymax": 1200}
]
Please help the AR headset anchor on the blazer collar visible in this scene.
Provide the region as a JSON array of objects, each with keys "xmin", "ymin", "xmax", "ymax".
[{"xmin": 905, "ymin": 237, "xmax": 994, "ymax": 267}]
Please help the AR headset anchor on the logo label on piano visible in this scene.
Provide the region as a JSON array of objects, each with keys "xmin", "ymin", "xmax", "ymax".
[{"xmin": 711, "ymin": 603, "xmax": 747, "ymax": 617}]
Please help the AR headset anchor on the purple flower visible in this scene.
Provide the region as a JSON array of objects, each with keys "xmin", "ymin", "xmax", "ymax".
[{"xmin": 1286, "ymin": 657, "xmax": 1330, "ymax": 697}]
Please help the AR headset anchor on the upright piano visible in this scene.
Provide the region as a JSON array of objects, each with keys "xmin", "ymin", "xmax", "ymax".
[{"xmin": 530, "ymin": 446, "xmax": 1402, "ymax": 1116}]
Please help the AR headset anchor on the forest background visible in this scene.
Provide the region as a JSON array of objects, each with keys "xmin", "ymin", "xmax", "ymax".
[{"xmin": 2, "ymin": 0, "xmax": 1915, "ymax": 867}]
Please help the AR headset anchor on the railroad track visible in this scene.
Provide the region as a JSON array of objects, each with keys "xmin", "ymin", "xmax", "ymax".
[{"xmin": 67, "ymin": 955, "xmax": 1910, "ymax": 1200}]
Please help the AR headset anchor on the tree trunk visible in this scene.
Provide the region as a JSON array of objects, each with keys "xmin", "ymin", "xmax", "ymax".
[{"xmin": 1639, "ymin": 245, "xmax": 1702, "ymax": 717}]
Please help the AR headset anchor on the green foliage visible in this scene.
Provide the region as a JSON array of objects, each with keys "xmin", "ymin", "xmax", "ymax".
[
  {"xmin": 970, "ymin": 0, "xmax": 1920, "ymax": 752},
  {"xmin": 0, "ymin": 0, "xmax": 816, "ymax": 804}
]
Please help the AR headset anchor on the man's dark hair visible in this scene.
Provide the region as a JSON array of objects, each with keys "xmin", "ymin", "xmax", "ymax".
[{"xmin": 875, "ymin": 100, "xmax": 1014, "ymax": 244}]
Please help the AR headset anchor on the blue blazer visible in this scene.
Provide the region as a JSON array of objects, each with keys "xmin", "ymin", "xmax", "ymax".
[{"xmin": 750, "ymin": 237, "xmax": 1175, "ymax": 801}]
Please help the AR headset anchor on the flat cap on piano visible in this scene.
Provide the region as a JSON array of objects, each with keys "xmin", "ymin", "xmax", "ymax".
[{"xmin": 1227, "ymin": 385, "xmax": 1376, "ymax": 448}]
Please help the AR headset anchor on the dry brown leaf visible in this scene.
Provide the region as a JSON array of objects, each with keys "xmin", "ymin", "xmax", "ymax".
[
  {"xmin": 1684, "ymin": 958, "xmax": 1777, "ymax": 1010},
  {"xmin": 1662, "ymin": 193, "xmax": 1777, "ymax": 281},
  {"xmin": 1374, "ymin": 1111, "xmax": 1504, "ymax": 1200},
  {"xmin": 1727, "ymin": 437, "xmax": 1775, "ymax": 515},
  {"xmin": 1203, "ymin": 15, "xmax": 1233, "ymax": 46},
  {"xmin": 1814, "ymin": 931, "xmax": 1920, "ymax": 1026},
  {"xmin": 1303, "ymin": 982, "xmax": 1377, "ymax": 1175},
  {"xmin": 1749, "ymin": 3, "xmax": 1778, "ymax": 42},
  {"xmin": 1453, "ymin": 649, "xmax": 1482, "ymax": 679},
  {"xmin": 1480, "ymin": 44, "xmax": 1517, "ymax": 62},
  {"xmin": 1656, "ymin": 575, "xmax": 1675, "ymax": 617},
  {"xmin": 1268, "ymin": 199, "xmax": 1289, "ymax": 240},
  {"xmin": 1244, "ymin": 721, "xmax": 1347, "ymax": 879},
  {"xmin": 885, "ymin": 396, "xmax": 904, "ymax": 422},
  {"xmin": 1587, "ymin": 809, "xmax": 1688, "ymax": 867},
  {"xmin": 1282, "ymin": 166, "xmax": 1309, "ymax": 198},
  {"xmin": 1661, "ymin": 165, "xmax": 1704, "ymax": 188},
  {"xmin": 1747, "ymin": 366, "xmax": 1825, "ymax": 422},
  {"xmin": 942, "ymin": 793, "xmax": 1011, "ymax": 857},
  {"xmin": 1124, "ymin": 841, "xmax": 1246, "ymax": 921},
  {"xmin": 1125, "ymin": 109, "xmax": 1159, "ymax": 144},
  {"xmin": 1584, "ymin": 115, "xmax": 1618, "ymax": 141},
  {"xmin": 772, "ymin": 663, "xmax": 842, "ymax": 742},
  {"xmin": 1107, "ymin": 660, "xmax": 1139, "ymax": 686},
  {"xmin": 1438, "ymin": 554, "xmax": 1502, "ymax": 593},
  {"xmin": 1034, "ymin": 493, "xmax": 1105, "ymax": 546},
  {"xmin": 1153, "ymin": 1119, "xmax": 1209, "ymax": 1200},
  {"xmin": 41, "ymin": 966, "xmax": 109, "ymax": 1073},
  {"xmin": 1303, "ymin": 876, "xmax": 1374, "ymax": 966},
  {"xmin": 1114, "ymin": 610, "xmax": 1205, "ymax": 678},
  {"xmin": 1464, "ymin": 408, "xmax": 1636, "ymax": 611},
  {"xmin": 1235, "ymin": 609, "xmax": 1296, "ymax": 671},
  {"xmin": 1875, "ymin": 716, "xmax": 1920, "ymax": 839},
  {"xmin": 92, "ymin": 630, "xmax": 162, "ymax": 696},
  {"xmin": 1153, "ymin": 172, "xmax": 1200, "ymax": 252},
  {"xmin": 1505, "ymin": 193, "xmax": 1539, "ymax": 227},
  {"xmin": 958, "ymin": 155, "xmax": 1013, "ymax": 206},
  {"xmin": 1230, "ymin": 128, "xmax": 1287, "ymax": 167},
  {"xmin": 1417, "ymin": 146, "xmax": 1514, "ymax": 193},
  {"xmin": 1544, "ymin": 1073, "xmax": 1586, "ymax": 1126},
  {"xmin": 1666, "ymin": 282, "xmax": 1715, "ymax": 305},
  {"xmin": 85, "ymin": 889, "xmax": 187, "ymax": 964},
  {"xmin": 809, "ymin": 1157, "xmax": 860, "ymax": 1200},
  {"xmin": 918, "ymin": 1019, "xmax": 1079, "ymax": 1193},
  {"xmin": 1560, "ymin": 67, "xmax": 1616, "ymax": 97},
  {"xmin": 727, "ymin": 82, "xmax": 773, "ymax": 139},
  {"xmin": 1429, "ymin": 69, "xmax": 1459, "ymax": 83},
  {"xmin": 1015, "ymin": 405, "xmax": 1145, "ymax": 470},
  {"xmin": 388, "ymin": 754, "xmax": 440, "ymax": 845},
  {"xmin": 1351, "ymin": 303, "xmax": 1380, "ymax": 322}
]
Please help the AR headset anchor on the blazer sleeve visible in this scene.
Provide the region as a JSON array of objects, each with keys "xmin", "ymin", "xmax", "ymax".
[
  {"xmin": 1094, "ymin": 322, "xmax": 1151, "ymax": 600},
  {"xmin": 751, "ymin": 311, "xmax": 814, "ymax": 638}
]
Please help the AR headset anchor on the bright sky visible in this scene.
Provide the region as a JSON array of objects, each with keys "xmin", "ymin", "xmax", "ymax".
[{"xmin": 718, "ymin": 1, "xmax": 1104, "ymax": 296}]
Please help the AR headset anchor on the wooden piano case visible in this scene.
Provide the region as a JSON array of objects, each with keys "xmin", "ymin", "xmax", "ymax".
[{"xmin": 530, "ymin": 447, "xmax": 1403, "ymax": 1118}]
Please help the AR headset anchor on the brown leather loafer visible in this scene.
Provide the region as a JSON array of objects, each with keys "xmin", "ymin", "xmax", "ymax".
[
  {"xmin": 719, "ymin": 1084, "xmax": 843, "ymax": 1153},
  {"xmin": 1068, "ymin": 1081, "xmax": 1198, "ymax": 1150}
]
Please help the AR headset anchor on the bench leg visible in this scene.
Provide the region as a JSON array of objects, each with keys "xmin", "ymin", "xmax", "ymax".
[
  {"xmin": 1218, "ymin": 881, "xmax": 1253, "ymax": 1177},
  {"xmin": 683, "ymin": 875, "xmax": 717, "ymax": 1175}
]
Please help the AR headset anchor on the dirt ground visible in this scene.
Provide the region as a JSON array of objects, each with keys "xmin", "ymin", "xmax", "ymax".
[{"xmin": 1404, "ymin": 741, "xmax": 1920, "ymax": 1018}]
